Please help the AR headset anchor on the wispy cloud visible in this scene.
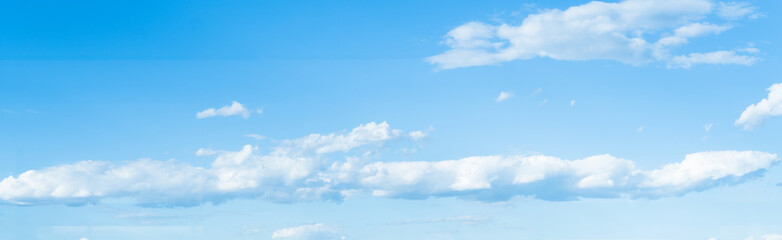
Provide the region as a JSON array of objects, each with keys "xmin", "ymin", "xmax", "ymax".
[
  {"xmin": 704, "ymin": 123, "xmax": 714, "ymax": 133},
  {"xmin": 717, "ymin": 1, "xmax": 762, "ymax": 20},
  {"xmin": 245, "ymin": 134, "xmax": 266, "ymax": 140},
  {"xmin": 496, "ymin": 91, "xmax": 513, "ymax": 102},
  {"xmin": 427, "ymin": 0, "xmax": 760, "ymax": 69},
  {"xmin": 736, "ymin": 83, "xmax": 782, "ymax": 130}
]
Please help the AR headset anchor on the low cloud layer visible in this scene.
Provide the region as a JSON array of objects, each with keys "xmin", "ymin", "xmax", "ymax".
[
  {"xmin": 0, "ymin": 122, "xmax": 777, "ymax": 207},
  {"xmin": 736, "ymin": 83, "xmax": 782, "ymax": 130},
  {"xmin": 427, "ymin": 0, "xmax": 760, "ymax": 69}
]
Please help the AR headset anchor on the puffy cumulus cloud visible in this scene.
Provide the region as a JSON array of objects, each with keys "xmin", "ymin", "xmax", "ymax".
[
  {"xmin": 271, "ymin": 223, "xmax": 345, "ymax": 240},
  {"xmin": 0, "ymin": 122, "xmax": 777, "ymax": 206},
  {"xmin": 427, "ymin": 0, "xmax": 760, "ymax": 69},
  {"xmin": 0, "ymin": 122, "xmax": 402, "ymax": 207},
  {"xmin": 196, "ymin": 101, "xmax": 252, "ymax": 119},
  {"xmin": 736, "ymin": 83, "xmax": 782, "ymax": 130}
]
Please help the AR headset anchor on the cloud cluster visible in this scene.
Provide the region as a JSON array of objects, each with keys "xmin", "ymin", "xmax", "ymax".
[
  {"xmin": 272, "ymin": 223, "xmax": 345, "ymax": 240},
  {"xmin": 736, "ymin": 83, "xmax": 782, "ymax": 130},
  {"xmin": 427, "ymin": 0, "xmax": 760, "ymax": 69},
  {"xmin": 0, "ymin": 122, "xmax": 777, "ymax": 207},
  {"xmin": 196, "ymin": 101, "xmax": 255, "ymax": 119}
]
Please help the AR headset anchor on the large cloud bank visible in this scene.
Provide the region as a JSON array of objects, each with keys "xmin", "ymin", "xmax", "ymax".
[{"xmin": 0, "ymin": 122, "xmax": 777, "ymax": 207}]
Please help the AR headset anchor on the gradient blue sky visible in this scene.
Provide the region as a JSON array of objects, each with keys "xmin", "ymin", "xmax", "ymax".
[{"xmin": 2, "ymin": 0, "xmax": 782, "ymax": 239}]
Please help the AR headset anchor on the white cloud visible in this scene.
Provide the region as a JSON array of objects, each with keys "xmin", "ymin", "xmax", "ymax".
[
  {"xmin": 272, "ymin": 223, "xmax": 345, "ymax": 240},
  {"xmin": 704, "ymin": 123, "xmax": 713, "ymax": 132},
  {"xmin": 496, "ymin": 91, "xmax": 514, "ymax": 102},
  {"xmin": 717, "ymin": 2, "xmax": 761, "ymax": 20},
  {"xmin": 283, "ymin": 122, "xmax": 398, "ymax": 154},
  {"xmin": 80, "ymin": 238, "xmax": 88, "ymax": 240},
  {"xmin": 427, "ymin": 0, "xmax": 759, "ymax": 69},
  {"xmin": 0, "ymin": 122, "xmax": 400, "ymax": 206},
  {"xmin": 408, "ymin": 131, "xmax": 427, "ymax": 140},
  {"xmin": 735, "ymin": 83, "xmax": 782, "ymax": 130},
  {"xmin": 570, "ymin": 99, "xmax": 576, "ymax": 107},
  {"xmin": 360, "ymin": 151, "xmax": 777, "ymax": 200},
  {"xmin": 195, "ymin": 148, "xmax": 217, "ymax": 156},
  {"xmin": 196, "ymin": 101, "xmax": 251, "ymax": 119},
  {"xmin": 637, "ymin": 126, "xmax": 645, "ymax": 132},
  {"xmin": 0, "ymin": 122, "xmax": 777, "ymax": 206},
  {"xmin": 246, "ymin": 134, "xmax": 267, "ymax": 140},
  {"xmin": 670, "ymin": 50, "xmax": 759, "ymax": 69}
]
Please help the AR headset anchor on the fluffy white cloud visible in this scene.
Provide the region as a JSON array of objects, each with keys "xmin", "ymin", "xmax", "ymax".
[
  {"xmin": 359, "ymin": 151, "xmax": 777, "ymax": 200},
  {"xmin": 427, "ymin": 0, "xmax": 759, "ymax": 69},
  {"xmin": 196, "ymin": 101, "xmax": 251, "ymax": 119},
  {"xmin": 735, "ymin": 83, "xmax": 782, "ymax": 130},
  {"xmin": 272, "ymin": 223, "xmax": 345, "ymax": 240},
  {"xmin": 0, "ymin": 122, "xmax": 777, "ymax": 206},
  {"xmin": 496, "ymin": 91, "xmax": 513, "ymax": 102},
  {"xmin": 0, "ymin": 122, "xmax": 400, "ymax": 206}
]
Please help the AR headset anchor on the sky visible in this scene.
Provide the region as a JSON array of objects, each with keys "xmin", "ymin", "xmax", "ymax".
[{"xmin": 1, "ymin": 0, "xmax": 782, "ymax": 239}]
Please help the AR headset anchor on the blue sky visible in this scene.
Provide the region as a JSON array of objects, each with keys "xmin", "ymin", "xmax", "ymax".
[{"xmin": 1, "ymin": 0, "xmax": 782, "ymax": 239}]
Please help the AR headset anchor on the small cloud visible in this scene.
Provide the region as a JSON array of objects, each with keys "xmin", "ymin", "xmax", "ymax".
[
  {"xmin": 530, "ymin": 88, "xmax": 542, "ymax": 96},
  {"xmin": 704, "ymin": 123, "xmax": 714, "ymax": 133},
  {"xmin": 408, "ymin": 131, "xmax": 427, "ymax": 140},
  {"xmin": 735, "ymin": 83, "xmax": 782, "ymax": 130},
  {"xmin": 570, "ymin": 99, "xmax": 576, "ymax": 107},
  {"xmin": 196, "ymin": 101, "xmax": 251, "ymax": 119},
  {"xmin": 540, "ymin": 99, "xmax": 548, "ymax": 105},
  {"xmin": 80, "ymin": 238, "xmax": 88, "ymax": 240},
  {"xmin": 272, "ymin": 223, "xmax": 345, "ymax": 240},
  {"xmin": 245, "ymin": 134, "xmax": 266, "ymax": 140},
  {"xmin": 496, "ymin": 91, "xmax": 513, "ymax": 102},
  {"xmin": 637, "ymin": 126, "xmax": 645, "ymax": 132},
  {"xmin": 256, "ymin": 107, "xmax": 264, "ymax": 114},
  {"xmin": 195, "ymin": 148, "xmax": 217, "ymax": 156}
]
